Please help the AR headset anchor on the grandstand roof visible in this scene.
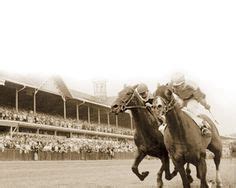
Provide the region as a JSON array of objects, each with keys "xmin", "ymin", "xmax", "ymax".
[
  {"xmin": 0, "ymin": 71, "xmax": 112, "ymax": 108},
  {"xmin": 69, "ymin": 89, "xmax": 115, "ymax": 107},
  {"xmin": 0, "ymin": 71, "xmax": 72, "ymax": 98},
  {"xmin": 104, "ymin": 96, "xmax": 116, "ymax": 106}
]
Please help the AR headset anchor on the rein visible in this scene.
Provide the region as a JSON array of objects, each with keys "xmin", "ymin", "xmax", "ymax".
[
  {"xmin": 124, "ymin": 90, "xmax": 161, "ymax": 126},
  {"xmin": 158, "ymin": 95, "xmax": 176, "ymax": 114},
  {"xmin": 122, "ymin": 89, "xmax": 147, "ymax": 110},
  {"xmin": 125, "ymin": 106, "xmax": 146, "ymax": 109}
]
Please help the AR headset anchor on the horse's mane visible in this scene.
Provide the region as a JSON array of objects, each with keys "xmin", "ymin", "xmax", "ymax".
[{"xmin": 153, "ymin": 84, "xmax": 173, "ymax": 97}]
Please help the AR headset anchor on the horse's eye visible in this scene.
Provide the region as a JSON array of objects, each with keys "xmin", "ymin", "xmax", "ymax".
[{"xmin": 165, "ymin": 89, "xmax": 172, "ymax": 97}]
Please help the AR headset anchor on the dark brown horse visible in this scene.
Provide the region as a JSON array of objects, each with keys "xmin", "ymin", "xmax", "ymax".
[
  {"xmin": 111, "ymin": 85, "xmax": 178, "ymax": 187},
  {"xmin": 154, "ymin": 85, "xmax": 223, "ymax": 188}
]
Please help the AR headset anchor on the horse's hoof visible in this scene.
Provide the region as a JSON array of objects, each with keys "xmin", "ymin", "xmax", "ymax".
[
  {"xmin": 165, "ymin": 171, "xmax": 178, "ymax": 180},
  {"xmin": 157, "ymin": 179, "xmax": 163, "ymax": 188},
  {"xmin": 207, "ymin": 180, "xmax": 215, "ymax": 188},
  {"xmin": 131, "ymin": 167, "xmax": 137, "ymax": 173},
  {"xmin": 173, "ymin": 170, "xmax": 178, "ymax": 177},
  {"xmin": 187, "ymin": 175, "xmax": 194, "ymax": 184},
  {"xmin": 140, "ymin": 171, "xmax": 149, "ymax": 181},
  {"xmin": 216, "ymin": 182, "xmax": 223, "ymax": 188}
]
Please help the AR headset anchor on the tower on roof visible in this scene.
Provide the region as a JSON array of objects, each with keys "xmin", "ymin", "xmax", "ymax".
[{"xmin": 93, "ymin": 80, "xmax": 107, "ymax": 102}]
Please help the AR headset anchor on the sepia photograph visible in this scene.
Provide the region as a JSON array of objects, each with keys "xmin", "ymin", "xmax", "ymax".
[{"xmin": 0, "ymin": 1, "xmax": 236, "ymax": 187}]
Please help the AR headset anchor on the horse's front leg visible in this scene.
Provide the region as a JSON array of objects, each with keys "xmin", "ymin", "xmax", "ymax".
[
  {"xmin": 161, "ymin": 155, "xmax": 178, "ymax": 181},
  {"xmin": 131, "ymin": 150, "xmax": 149, "ymax": 181},
  {"xmin": 156, "ymin": 163, "xmax": 165, "ymax": 188},
  {"xmin": 185, "ymin": 163, "xmax": 194, "ymax": 183}
]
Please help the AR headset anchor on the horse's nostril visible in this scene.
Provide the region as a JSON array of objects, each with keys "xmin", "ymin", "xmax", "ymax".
[
  {"xmin": 121, "ymin": 105, "xmax": 125, "ymax": 111},
  {"xmin": 112, "ymin": 104, "xmax": 118, "ymax": 109},
  {"xmin": 157, "ymin": 104, "xmax": 162, "ymax": 109}
]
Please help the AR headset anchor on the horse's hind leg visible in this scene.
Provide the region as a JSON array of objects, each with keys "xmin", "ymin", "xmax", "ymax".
[
  {"xmin": 196, "ymin": 156, "xmax": 209, "ymax": 188},
  {"xmin": 214, "ymin": 154, "xmax": 223, "ymax": 188},
  {"xmin": 156, "ymin": 163, "xmax": 164, "ymax": 188},
  {"xmin": 155, "ymin": 155, "xmax": 178, "ymax": 188},
  {"xmin": 208, "ymin": 136, "xmax": 223, "ymax": 187},
  {"xmin": 161, "ymin": 156, "xmax": 178, "ymax": 181},
  {"xmin": 185, "ymin": 163, "xmax": 193, "ymax": 183},
  {"xmin": 131, "ymin": 150, "xmax": 148, "ymax": 181},
  {"xmin": 208, "ymin": 141, "xmax": 223, "ymax": 187},
  {"xmin": 178, "ymin": 165, "xmax": 191, "ymax": 188}
]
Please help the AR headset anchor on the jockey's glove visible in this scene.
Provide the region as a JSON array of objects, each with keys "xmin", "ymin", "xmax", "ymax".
[
  {"xmin": 205, "ymin": 104, "xmax": 211, "ymax": 110},
  {"xmin": 199, "ymin": 98, "xmax": 211, "ymax": 110},
  {"xmin": 145, "ymin": 103, "xmax": 153, "ymax": 108}
]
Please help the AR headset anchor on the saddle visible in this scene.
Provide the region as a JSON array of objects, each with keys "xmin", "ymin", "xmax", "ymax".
[
  {"xmin": 182, "ymin": 107, "xmax": 211, "ymax": 129},
  {"xmin": 158, "ymin": 108, "xmax": 212, "ymax": 136}
]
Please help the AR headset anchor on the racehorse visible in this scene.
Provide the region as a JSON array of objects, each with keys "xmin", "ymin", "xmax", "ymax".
[
  {"xmin": 154, "ymin": 84, "xmax": 223, "ymax": 188},
  {"xmin": 111, "ymin": 85, "xmax": 179, "ymax": 187}
]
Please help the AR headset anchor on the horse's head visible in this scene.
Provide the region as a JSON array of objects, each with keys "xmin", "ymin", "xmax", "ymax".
[
  {"xmin": 153, "ymin": 84, "xmax": 176, "ymax": 115},
  {"xmin": 111, "ymin": 84, "xmax": 141, "ymax": 114}
]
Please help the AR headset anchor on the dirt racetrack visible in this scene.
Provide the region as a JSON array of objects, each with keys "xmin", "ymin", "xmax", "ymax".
[{"xmin": 0, "ymin": 158, "xmax": 235, "ymax": 188}]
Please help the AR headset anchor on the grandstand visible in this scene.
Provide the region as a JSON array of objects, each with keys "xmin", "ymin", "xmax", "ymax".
[
  {"xmin": 0, "ymin": 71, "xmax": 134, "ymax": 138},
  {"xmin": 0, "ymin": 71, "xmax": 235, "ymax": 161},
  {"xmin": 0, "ymin": 71, "xmax": 135, "ymax": 160}
]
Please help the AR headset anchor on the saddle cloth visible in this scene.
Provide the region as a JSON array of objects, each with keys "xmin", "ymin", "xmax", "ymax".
[
  {"xmin": 182, "ymin": 107, "xmax": 210, "ymax": 128},
  {"xmin": 158, "ymin": 108, "xmax": 210, "ymax": 136},
  {"xmin": 182, "ymin": 99, "xmax": 217, "ymax": 128},
  {"xmin": 158, "ymin": 98, "xmax": 217, "ymax": 135}
]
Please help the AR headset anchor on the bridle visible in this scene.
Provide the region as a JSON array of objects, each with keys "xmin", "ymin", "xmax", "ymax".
[
  {"xmin": 117, "ymin": 88, "xmax": 166, "ymax": 125},
  {"xmin": 156, "ymin": 94, "xmax": 176, "ymax": 114},
  {"xmin": 120, "ymin": 89, "xmax": 146, "ymax": 110}
]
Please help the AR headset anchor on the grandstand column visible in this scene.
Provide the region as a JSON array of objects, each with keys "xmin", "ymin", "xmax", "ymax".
[
  {"xmin": 98, "ymin": 109, "xmax": 101, "ymax": 124},
  {"xmin": 16, "ymin": 91, "xmax": 18, "ymax": 112},
  {"xmin": 62, "ymin": 96, "xmax": 66, "ymax": 120},
  {"xmin": 54, "ymin": 130, "xmax": 57, "ymax": 136},
  {"xmin": 87, "ymin": 106, "xmax": 90, "ymax": 124},
  {"xmin": 115, "ymin": 115, "xmax": 118, "ymax": 128},
  {"xmin": 15, "ymin": 86, "xmax": 26, "ymax": 112},
  {"xmin": 33, "ymin": 92, "xmax": 36, "ymax": 114},
  {"xmin": 36, "ymin": 128, "xmax": 39, "ymax": 135},
  {"xmin": 33, "ymin": 79, "xmax": 49, "ymax": 114},
  {"xmin": 10, "ymin": 126, "xmax": 13, "ymax": 138},
  {"xmin": 76, "ymin": 103, "xmax": 79, "ymax": 121},
  {"xmin": 106, "ymin": 111, "xmax": 110, "ymax": 126},
  {"xmin": 76, "ymin": 101, "xmax": 85, "ymax": 122},
  {"xmin": 127, "ymin": 111, "xmax": 133, "ymax": 130},
  {"xmin": 33, "ymin": 90, "xmax": 37, "ymax": 114}
]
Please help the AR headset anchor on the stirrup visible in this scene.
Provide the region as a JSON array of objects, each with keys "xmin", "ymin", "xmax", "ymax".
[
  {"xmin": 158, "ymin": 124, "xmax": 167, "ymax": 135},
  {"xmin": 202, "ymin": 120, "xmax": 211, "ymax": 129},
  {"xmin": 201, "ymin": 127, "xmax": 211, "ymax": 137}
]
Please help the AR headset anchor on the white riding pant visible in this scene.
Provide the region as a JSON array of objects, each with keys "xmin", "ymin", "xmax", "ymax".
[{"xmin": 185, "ymin": 99, "xmax": 218, "ymax": 126}]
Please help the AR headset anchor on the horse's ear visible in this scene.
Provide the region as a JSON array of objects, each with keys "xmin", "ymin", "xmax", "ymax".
[
  {"xmin": 165, "ymin": 88, "xmax": 172, "ymax": 97},
  {"xmin": 132, "ymin": 84, "xmax": 138, "ymax": 90},
  {"xmin": 154, "ymin": 83, "xmax": 161, "ymax": 96}
]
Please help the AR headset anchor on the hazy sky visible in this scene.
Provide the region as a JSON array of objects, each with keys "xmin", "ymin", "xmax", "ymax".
[{"xmin": 0, "ymin": 1, "xmax": 236, "ymax": 135}]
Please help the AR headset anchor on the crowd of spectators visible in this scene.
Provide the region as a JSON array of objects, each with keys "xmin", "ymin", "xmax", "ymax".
[
  {"xmin": 0, "ymin": 134, "xmax": 136, "ymax": 156},
  {"xmin": 230, "ymin": 141, "xmax": 236, "ymax": 153},
  {"xmin": 0, "ymin": 106, "xmax": 134, "ymax": 136}
]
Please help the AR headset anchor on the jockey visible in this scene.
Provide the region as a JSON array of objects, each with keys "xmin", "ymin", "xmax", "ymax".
[
  {"xmin": 170, "ymin": 72, "xmax": 212, "ymax": 137},
  {"xmin": 137, "ymin": 83, "xmax": 165, "ymax": 125},
  {"xmin": 137, "ymin": 83, "xmax": 154, "ymax": 108}
]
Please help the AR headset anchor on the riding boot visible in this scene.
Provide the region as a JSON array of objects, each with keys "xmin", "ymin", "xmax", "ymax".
[
  {"xmin": 200, "ymin": 125, "xmax": 211, "ymax": 137},
  {"xmin": 158, "ymin": 123, "xmax": 167, "ymax": 135}
]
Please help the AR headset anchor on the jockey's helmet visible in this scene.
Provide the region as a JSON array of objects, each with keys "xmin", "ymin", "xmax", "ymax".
[
  {"xmin": 171, "ymin": 73, "xmax": 185, "ymax": 86},
  {"xmin": 137, "ymin": 83, "xmax": 148, "ymax": 94}
]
